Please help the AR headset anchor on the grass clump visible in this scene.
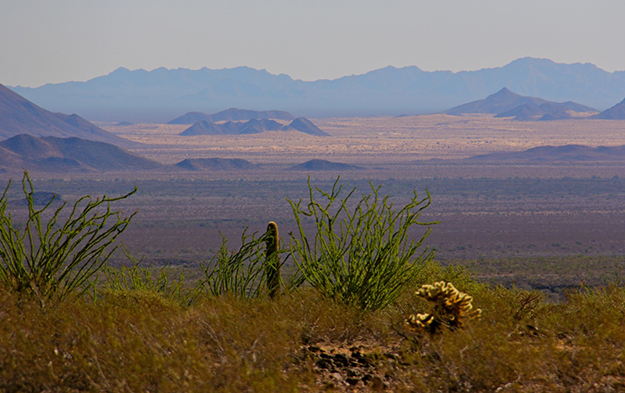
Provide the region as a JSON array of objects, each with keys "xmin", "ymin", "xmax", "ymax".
[
  {"xmin": 102, "ymin": 250, "xmax": 192, "ymax": 306},
  {"xmin": 288, "ymin": 177, "xmax": 436, "ymax": 311}
]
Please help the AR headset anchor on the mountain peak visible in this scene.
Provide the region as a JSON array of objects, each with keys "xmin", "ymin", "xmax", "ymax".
[
  {"xmin": 109, "ymin": 67, "xmax": 131, "ymax": 74},
  {"xmin": 490, "ymin": 87, "xmax": 518, "ymax": 98}
]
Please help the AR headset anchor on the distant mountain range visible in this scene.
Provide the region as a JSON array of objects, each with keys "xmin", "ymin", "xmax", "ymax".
[
  {"xmin": 0, "ymin": 134, "xmax": 161, "ymax": 172},
  {"xmin": 180, "ymin": 117, "xmax": 328, "ymax": 136},
  {"xmin": 168, "ymin": 108, "xmax": 295, "ymax": 124},
  {"xmin": 9, "ymin": 58, "xmax": 625, "ymax": 122},
  {"xmin": 0, "ymin": 83, "xmax": 133, "ymax": 147},
  {"xmin": 445, "ymin": 88, "xmax": 597, "ymax": 120}
]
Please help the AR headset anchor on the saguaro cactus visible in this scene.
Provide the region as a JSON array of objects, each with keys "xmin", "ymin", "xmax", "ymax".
[{"xmin": 265, "ymin": 221, "xmax": 280, "ymax": 298}]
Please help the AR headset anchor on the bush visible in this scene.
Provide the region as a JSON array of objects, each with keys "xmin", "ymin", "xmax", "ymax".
[
  {"xmin": 0, "ymin": 172, "xmax": 135, "ymax": 305},
  {"xmin": 288, "ymin": 177, "xmax": 437, "ymax": 311}
]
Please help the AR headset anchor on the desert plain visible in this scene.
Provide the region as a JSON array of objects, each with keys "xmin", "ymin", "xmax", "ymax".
[{"xmin": 7, "ymin": 113, "xmax": 625, "ymax": 299}]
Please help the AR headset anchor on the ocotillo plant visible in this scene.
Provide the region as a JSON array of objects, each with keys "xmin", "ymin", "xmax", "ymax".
[
  {"xmin": 0, "ymin": 171, "xmax": 136, "ymax": 305},
  {"xmin": 288, "ymin": 177, "xmax": 436, "ymax": 311},
  {"xmin": 265, "ymin": 221, "xmax": 280, "ymax": 299}
]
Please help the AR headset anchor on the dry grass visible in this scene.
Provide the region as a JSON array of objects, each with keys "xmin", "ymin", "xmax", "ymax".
[{"xmin": 1, "ymin": 264, "xmax": 625, "ymax": 392}]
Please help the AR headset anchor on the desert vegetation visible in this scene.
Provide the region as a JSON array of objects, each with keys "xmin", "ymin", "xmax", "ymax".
[{"xmin": 1, "ymin": 173, "xmax": 625, "ymax": 391}]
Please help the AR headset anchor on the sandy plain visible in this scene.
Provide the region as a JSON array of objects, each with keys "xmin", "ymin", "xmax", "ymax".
[{"xmin": 105, "ymin": 114, "xmax": 625, "ymax": 166}]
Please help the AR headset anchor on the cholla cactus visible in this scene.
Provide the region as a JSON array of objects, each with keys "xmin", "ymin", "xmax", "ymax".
[{"xmin": 406, "ymin": 281, "xmax": 481, "ymax": 333}]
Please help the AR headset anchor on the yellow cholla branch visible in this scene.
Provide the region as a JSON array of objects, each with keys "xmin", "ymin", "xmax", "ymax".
[{"xmin": 406, "ymin": 281, "xmax": 481, "ymax": 333}]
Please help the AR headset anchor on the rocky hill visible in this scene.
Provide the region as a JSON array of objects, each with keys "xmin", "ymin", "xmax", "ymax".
[
  {"xmin": 446, "ymin": 88, "xmax": 595, "ymax": 120},
  {"xmin": 286, "ymin": 118, "xmax": 329, "ymax": 136},
  {"xmin": 287, "ymin": 159, "xmax": 361, "ymax": 171},
  {"xmin": 0, "ymin": 134, "xmax": 161, "ymax": 173},
  {"xmin": 180, "ymin": 117, "xmax": 328, "ymax": 136},
  {"xmin": 0, "ymin": 83, "xmax": 133, "ymax": 147},
  {"xmin": 465, "ymin": 145, "xmax": 625, "ymax": 162},
  {"xmin": 592, "ymin": 98, "xmax": 625, "ymax": 119},
  {"xmin": 175, "ymin": 158, "xmax": 258, "ymax": 171}
]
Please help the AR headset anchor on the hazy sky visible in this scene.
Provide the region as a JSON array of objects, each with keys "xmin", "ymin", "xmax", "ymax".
[{"xmin": 2, "ymin": 0, "xmax": 625, "ymax": 87}]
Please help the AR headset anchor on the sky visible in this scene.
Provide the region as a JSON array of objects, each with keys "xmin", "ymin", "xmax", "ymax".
[{"xmin": 2, "ymin": 0, "xmax": 625, "ymax": 87}]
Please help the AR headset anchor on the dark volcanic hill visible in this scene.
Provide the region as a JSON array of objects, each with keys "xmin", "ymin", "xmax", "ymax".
[
  {"xmin": 445, "ymin": 88, "xmax": 596, "ymax": 118},
  {"xmin": 465, "ymin": 145, "xmax": 625, "ymax": 162},
  {"xmin": 167, "ymin": 112, "xmax": 214, "ymax": 125},
  {"xmin": 175, "ymin": 158, "xmax": 258, "ymax": 171},
  {"xmin": 180, "ymin": 119, "xmax": 284, "ymax": 136},
  {"xmin": 493, "ymin": 101, "xmax": 590, "ymax": 121},
  {"xmin": 287, "ymin": 159, "xmax": 361, "ymax": 171},
  {"xmin": 0, "ymin": 83, "xmax": 133, "ymax": 147},
  {"xmin": 239, "ymin": 118, "xmax": 285, "ymax": 134},
  {"xmin": 0, "ymin": 134, "xmax": 162, "ymax": 172},
  {"xmin": 179, "ymin": 120, "xmax": 226, "ymax": 136},
  {"xmin": 494, "ymin": 103, "xmax": 545, "ymax": 120},
  {"xmin": 592, "ymin": 98, "xmax": 625, "ymax": 119},
  {"xmin": 180, "ymin": 117, "xmax": 327, "ymax": 136},
  {"xmin": 285, "ymin": 118, "xmax": 329, "ymax": 136},
  {"xmin": 445, "ymin": 88, "xmax": 544, "ymax": 115},
  {"xmin": 168, "ymin": 108, "xmax": 295, "ymax": 124}
]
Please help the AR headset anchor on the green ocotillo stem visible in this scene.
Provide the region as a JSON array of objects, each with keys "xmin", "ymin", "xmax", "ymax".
[{"xmin": 265, "ymin": 221, "xmax": 280, "ymax": 298}]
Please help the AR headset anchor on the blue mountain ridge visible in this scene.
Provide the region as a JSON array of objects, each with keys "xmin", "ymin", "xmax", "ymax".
[{"xmin": 9, "ymin": 58, "xmax": 625, "ymax": 123}]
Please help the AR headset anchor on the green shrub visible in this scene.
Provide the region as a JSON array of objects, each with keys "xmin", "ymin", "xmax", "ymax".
[
  {"xmin": 0, "ymin": 172, "xmax": 135, "ymax": 305},
  {"xmin": 288, "ymin": 177, "xmax": 437, "ymax": 311}
]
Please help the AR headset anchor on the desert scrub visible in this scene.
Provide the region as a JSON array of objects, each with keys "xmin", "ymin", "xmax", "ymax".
[
  {"xmin": 288, "ymin": 177, "xmax": 437, "ymax": 311},
  {"xmin": 406, "ymin": 281, "xmax": 481, "ymax": 333},
  {"xmin": 0, "ymin": 172, "xmax": 135, "ymax": 305}
]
